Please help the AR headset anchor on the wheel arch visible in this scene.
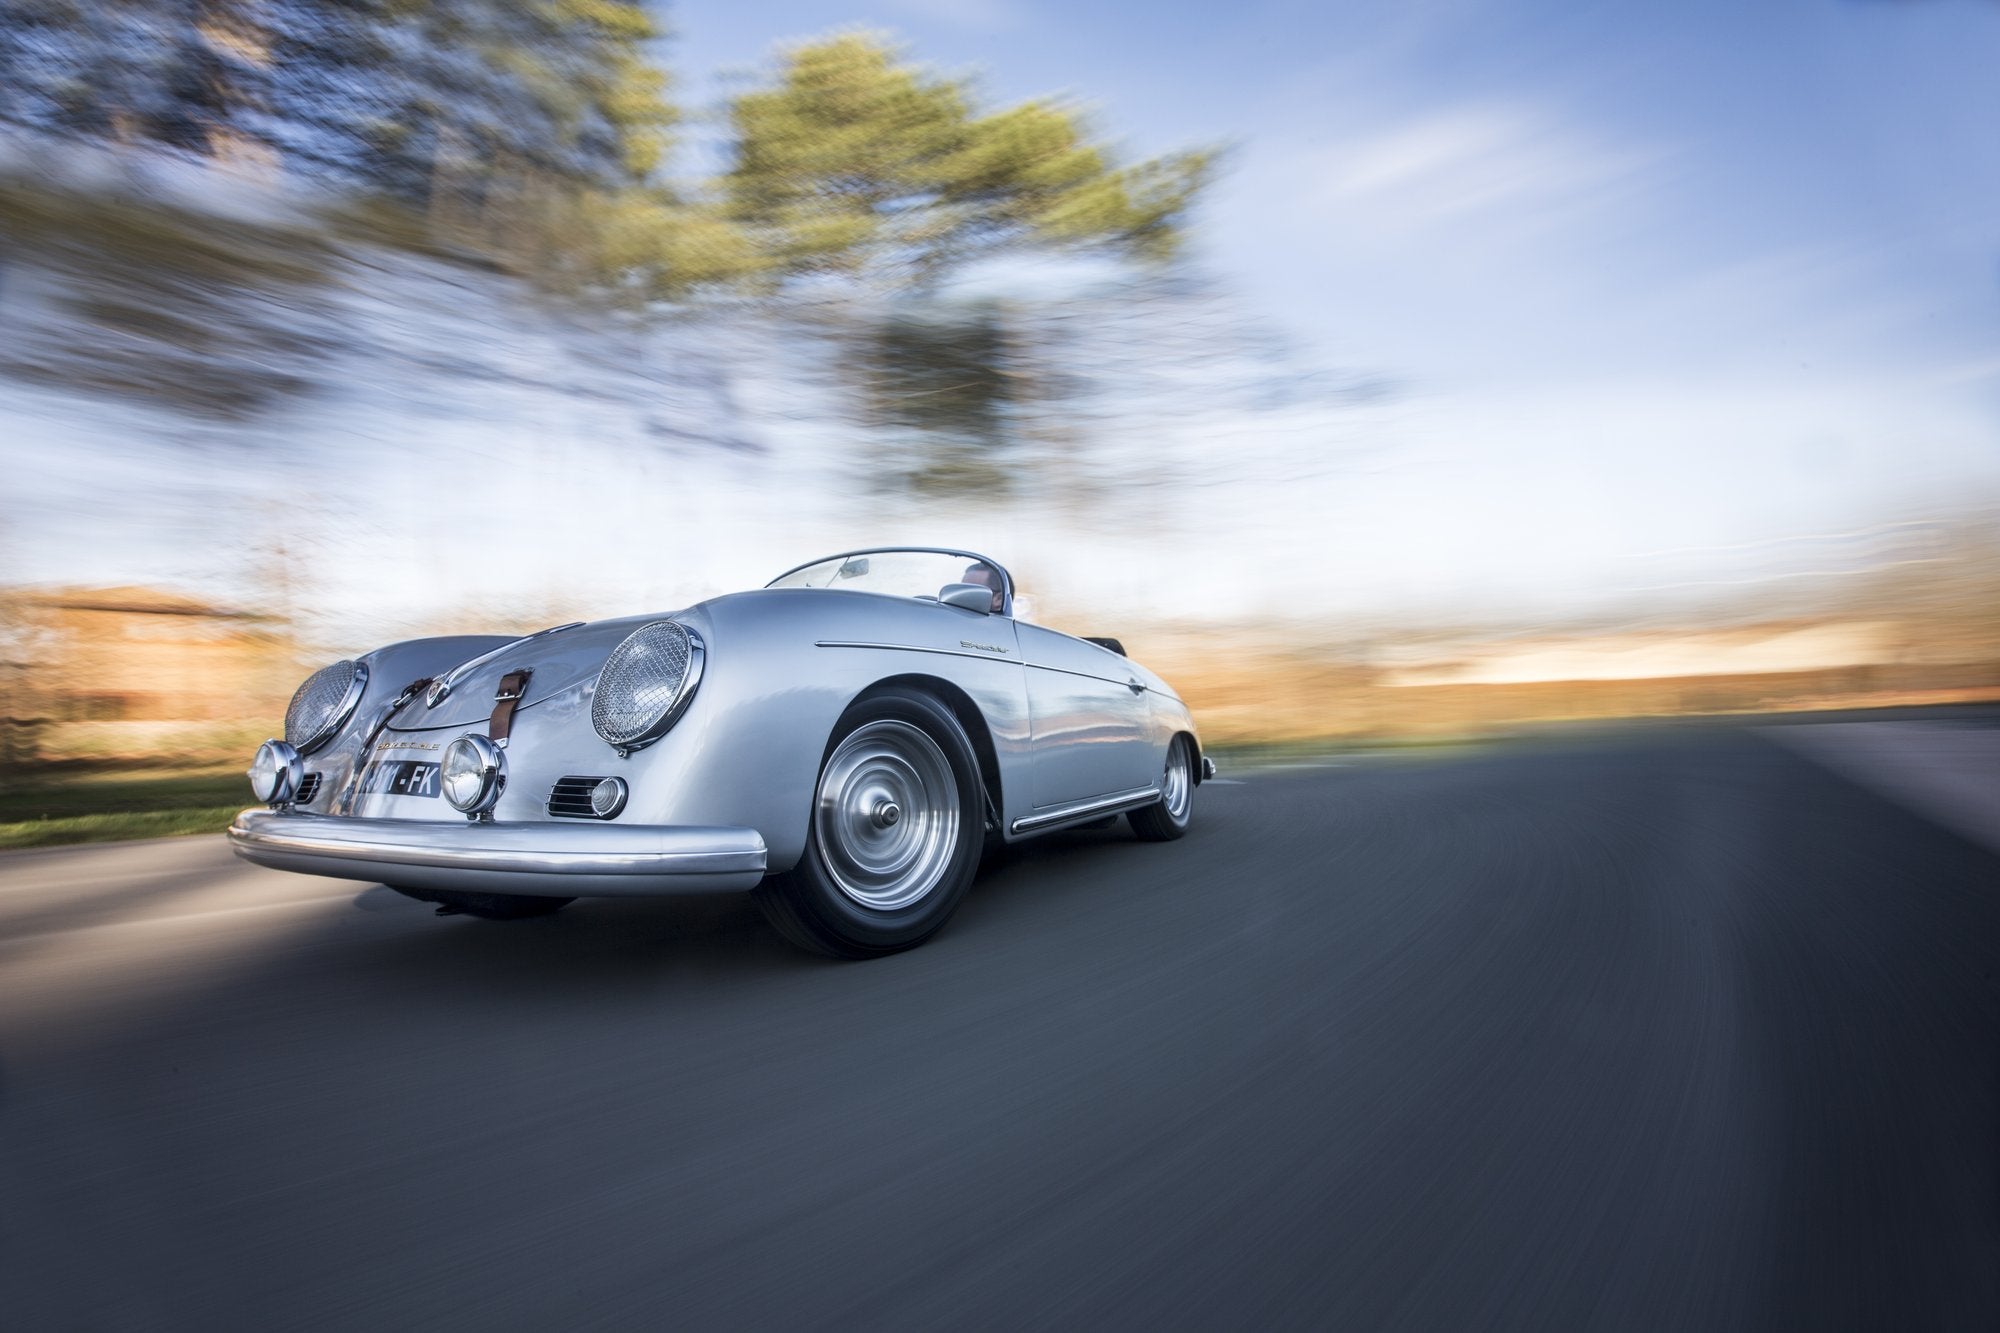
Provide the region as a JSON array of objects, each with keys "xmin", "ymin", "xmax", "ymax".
[
  {"xmin": 1177, "ymin": 728, "xmax": 1205, "ymax": 785},
  {"xmin": 847, "ymin": 673, "xmax": 1004, "ymax": 833}
]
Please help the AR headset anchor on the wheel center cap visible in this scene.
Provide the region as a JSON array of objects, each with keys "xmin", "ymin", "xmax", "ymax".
[{"xmin": 870, "ymin": 801, "xmax": 901, "ymax": 828}]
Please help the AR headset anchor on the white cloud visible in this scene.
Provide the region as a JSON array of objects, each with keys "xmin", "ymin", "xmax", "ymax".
[{"xmin": 1305, "ymin": 103, "xmax": 1660, "ymax": 235}]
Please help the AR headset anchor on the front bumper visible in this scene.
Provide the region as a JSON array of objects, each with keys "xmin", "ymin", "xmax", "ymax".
[{"xmin": 228, "ymin": 809, "xmax": 768, "ymax": 897}]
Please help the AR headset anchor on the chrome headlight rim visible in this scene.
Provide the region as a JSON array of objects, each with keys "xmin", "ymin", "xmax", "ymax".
[
  {"xmin": 591, "ymin": 621, "xmax": 706, "ymax": 754},
  {"xmin": 441, "ymin": 733, "xmax": 507, "ymax": 816},
  {"xmin": 249, "ymin": 738, "xmax": 304, "ymax": 805},
  {"xmin": 285, "ymin": 659, "xmax": 370, "ymax": 756}
]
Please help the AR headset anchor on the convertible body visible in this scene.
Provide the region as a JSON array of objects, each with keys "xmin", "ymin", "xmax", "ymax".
[{"xmin": 230, "ymin": 548, "xmax": 1208, "ymax": 955}]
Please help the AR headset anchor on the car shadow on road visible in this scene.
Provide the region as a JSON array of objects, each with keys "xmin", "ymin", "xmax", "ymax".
[{"xmin": 335, "ymin": 883, "xmax": 817, "ymax": 997}]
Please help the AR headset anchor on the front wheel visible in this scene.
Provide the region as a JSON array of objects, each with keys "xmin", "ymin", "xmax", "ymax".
[
  {"xmin": 754, "ymin": 687, "xmax": 984, "ymax": 958},
  {"xmin": 1128, "ymin": 735, "xmax": 1195, "ymax": 842}
]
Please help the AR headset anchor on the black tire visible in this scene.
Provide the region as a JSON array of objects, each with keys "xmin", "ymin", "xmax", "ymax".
[
  {"xmin": 1128, "ymin": 735, "xmax": 1195, "ymax": 842},
  {"xmin": 754, "ymin": 686, "xmax": 985, "ymax": 959},
  {"xmin": 388, "ymin": 886, "xmax": 574, "ymax": 919}
]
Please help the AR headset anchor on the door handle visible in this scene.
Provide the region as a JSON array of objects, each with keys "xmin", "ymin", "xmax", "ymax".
[{"xmin": 1126, "ymin": 677, "xmax": 1145, "ymax": 694}]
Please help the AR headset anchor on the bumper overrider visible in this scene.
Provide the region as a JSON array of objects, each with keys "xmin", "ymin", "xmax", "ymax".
[{"xmin": 228, "ymin": 810, "xmax": 768, "ymax": 897}]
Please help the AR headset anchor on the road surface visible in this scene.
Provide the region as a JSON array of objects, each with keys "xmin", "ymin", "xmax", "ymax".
[{"xmin": 2, "ymin": 712, "xmax": 1996, "ymax": 1329}]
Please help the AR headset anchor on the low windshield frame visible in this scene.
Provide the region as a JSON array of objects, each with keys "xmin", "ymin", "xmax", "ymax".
[{"xmin": 765, "ymin": 547, "xmax": 1014, "ymax": 616}]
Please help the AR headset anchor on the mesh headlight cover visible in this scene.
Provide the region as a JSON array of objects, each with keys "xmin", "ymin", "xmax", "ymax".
[
  {"xmin": 592, "ymin": 621, "xmax": 702, "ymax": 750},
  {"xmin": 284, "ymin": 659, "xmax": 365, "ymax": 754}
]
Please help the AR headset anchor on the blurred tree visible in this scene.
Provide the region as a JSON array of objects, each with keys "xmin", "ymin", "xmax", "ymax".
[
  {"xmin": 0, "ymin": 0, "xmax": 272, "ymax": 157},
  {"xmin": 857, "ymin": 304, "xmax": 1017, "ymax": 495},
  {"xmin": 656, "ymin": 32, "xmax": 1218, "ymax": 496},
  {"xmin": 0, "ymin": 2, "xmax": 675, "ymax": 212},
  {"xmin": 718, "ymin": 32, "xmax": 1213, "ymax": 290},
  {"xmin": 260, "ymin": 0, "xmax": 674, "ymax": 212}
]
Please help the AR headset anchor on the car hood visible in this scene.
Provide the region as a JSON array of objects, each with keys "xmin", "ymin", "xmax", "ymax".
[{"xmin": 378, "ymin": 612, "xmax": 689, "ymax": 732}]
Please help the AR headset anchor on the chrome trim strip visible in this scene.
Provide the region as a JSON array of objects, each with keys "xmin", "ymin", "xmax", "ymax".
[
  {"xmin": 1010, "ymin": 786, "xmax": 1162, "ymax": 835},
  {"xmin": 425, "ymin": 621, "xmax": 584, "ymax": 708},
  {"xmin": 229, "ymin": 810, "xmax": 767, "ymax": 878},
  {"xmin": 816, "ymin": 640, "xmax": 1023, "ymax": 666},
  {"xmin": 1021, "ymin": 659, "xmax": 1154, "ymax": 691}
]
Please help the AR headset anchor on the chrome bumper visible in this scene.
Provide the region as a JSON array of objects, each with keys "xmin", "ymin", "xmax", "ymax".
[{"xmin": 228, "ymin": 809, "xmax": 768, "ymax": 897}]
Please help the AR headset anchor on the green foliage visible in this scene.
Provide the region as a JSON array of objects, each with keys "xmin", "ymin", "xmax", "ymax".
[
  {"xmin": 718, "ymin": 32, "xmax": 1213, "ymax": 289},
  {"xmin": 572, "ymin": 190, "xmax": 763, "ymax": 298},
  {"xmin": 2, "ymin": 16, "xmax": 1205, "ymax": 298}
]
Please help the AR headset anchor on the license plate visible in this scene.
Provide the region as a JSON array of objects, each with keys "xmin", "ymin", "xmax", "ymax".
[{"xmin": 361, "ymin": 759, "xmax": 441, "ymax": 798}]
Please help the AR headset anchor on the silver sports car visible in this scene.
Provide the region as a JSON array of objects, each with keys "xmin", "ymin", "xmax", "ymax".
[{"xmin": 229, "ymin": 548, "xmax": 1212, "ymax": 957}]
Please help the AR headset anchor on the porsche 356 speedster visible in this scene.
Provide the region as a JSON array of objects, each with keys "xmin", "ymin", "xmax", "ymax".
[{"xmin": 229, "ymin": 548, "xmax": 1211, "ymax": 957}]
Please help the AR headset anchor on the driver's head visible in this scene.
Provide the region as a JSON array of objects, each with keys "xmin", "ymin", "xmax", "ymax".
[{"xmin": 961, "ymin": 561, "xmax": 1004, "ymax": 612}]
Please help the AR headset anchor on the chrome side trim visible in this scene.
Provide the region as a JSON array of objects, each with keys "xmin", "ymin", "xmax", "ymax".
[
  {"xmin": 228, "ymin": 809, "xmax": 767, "ymax": 897},
  {"xmin": 1010, "ymin": 786, "xmax": 1162, "ymax": 835},
  {"xmin": 1021, "ymin": 658, "xmax": 1170, "ymax": 694},
  {"xmin": 816, "ymin": 640, "xmax": 1023, "ymax": 666}
]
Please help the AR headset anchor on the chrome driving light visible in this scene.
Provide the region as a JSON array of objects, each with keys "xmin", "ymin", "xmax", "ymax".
[
  {"xmin": 248, "ymin": 739, "xmax": 303, "ymax": 804},
  {"xmin": 285, "ymin": 659, "xmax": 369, "ymax": 755},
  {"xmin": 591, "ymin": 621, "xmax": 705, "ymax": 753},
  {"xmin": 441, "ymin": 734, "xmax": 506, "ymax": 816}
]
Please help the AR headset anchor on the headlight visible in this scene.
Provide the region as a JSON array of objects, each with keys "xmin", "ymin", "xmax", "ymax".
[
  {"xmin": 441, "ymin": 734, "xmax": 506, "ymax": 816},
  {"xmin": 285, "ymin": 659, "xmax": 369, "ymax": 755},
  {"xmin": 248, "ymin": 739, "xmax": 303, "ymax": 804},
  {"xmin": 591, "ymin": 621, "xmax": 705, "ymax": 752}
]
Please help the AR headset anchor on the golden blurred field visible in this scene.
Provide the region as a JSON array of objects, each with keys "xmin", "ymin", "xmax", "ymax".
[{"xmin": 5, "ymin": 565, "xmax": 1995, "ymax": 781}]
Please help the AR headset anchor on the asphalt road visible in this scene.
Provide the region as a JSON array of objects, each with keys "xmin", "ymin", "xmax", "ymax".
[{"xmin": 3, "ymin": 714, "xmax": 1996, "ymax": 1330}]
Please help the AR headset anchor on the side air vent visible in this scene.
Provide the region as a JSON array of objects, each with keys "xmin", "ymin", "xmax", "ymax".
[
  {"xmin": 548, "ymin": 775, "xmax": 623, "ymax": 819},
  {"xmin": 295, "ymin": 773, "xmax": 322, "ymax": 805}
]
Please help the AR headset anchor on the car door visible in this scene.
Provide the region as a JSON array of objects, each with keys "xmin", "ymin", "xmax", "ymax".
[{"xmin": 1015, "ymin": 622, "xmax": 1156, "ymax": 808}]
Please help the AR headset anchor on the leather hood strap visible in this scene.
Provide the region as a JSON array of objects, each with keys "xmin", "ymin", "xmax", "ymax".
[{"xmin": 489, "ymin": 670, "xmax": 532, "ymax": 745}]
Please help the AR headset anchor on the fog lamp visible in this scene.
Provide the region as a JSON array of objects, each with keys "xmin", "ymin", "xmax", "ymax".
[
  {"xmin": 249, "ymin": 739, "xmax": 303, "ymax": 804},
  {"xmin": 442, "ymin": 734, "xmax": 506, "ymax": 816},
  {"xmin": 589, "ymin": 777, "xmax": 628, "ymax": 819}
]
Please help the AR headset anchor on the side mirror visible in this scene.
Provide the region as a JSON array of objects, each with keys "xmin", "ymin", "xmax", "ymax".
[{"xmin": 938, "ymin": 583, "xmax": 994, "ymax": 613}]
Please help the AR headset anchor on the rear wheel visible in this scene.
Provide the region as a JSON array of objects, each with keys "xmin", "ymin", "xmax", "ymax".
[
  {"xmin": 389, "ymin": 887, "xmax": 574, "ymax": 919},
  {"xmin": 754, "ymin": 687, "xmax": 984, "ymax": 958},
  {"xmin": 1128, "ymin": 735, "xmax": 1195, "ymax": 842}
]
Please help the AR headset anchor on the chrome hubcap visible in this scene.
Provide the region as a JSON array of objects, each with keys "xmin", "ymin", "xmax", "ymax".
[
  {"xmin": 1162, "ymin": 740, "xmax": 1192, "ymax": 822},
  {"xmin": 815, "ymin": 720, "xmax": 960, "ymax": 911}
]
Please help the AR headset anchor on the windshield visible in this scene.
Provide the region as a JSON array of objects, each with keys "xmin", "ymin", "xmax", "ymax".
[{"xmin": 766, "ymin": 549, "xmax": 1011, "ymax": 614}]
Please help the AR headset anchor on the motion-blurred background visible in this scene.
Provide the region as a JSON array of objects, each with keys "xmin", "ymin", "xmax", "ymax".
[{"xmin": 2, "ymin": 0, "xmax": 1997, "ymax": 843}]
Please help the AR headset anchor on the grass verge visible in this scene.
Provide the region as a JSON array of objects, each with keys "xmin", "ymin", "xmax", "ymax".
[
  {"xmin": 0, "ymin": 770, "xmax": 250, "ymax": 850},
  {"xmin": 0, "ymin": 805, "xmax": 244, "ymax": 850}
]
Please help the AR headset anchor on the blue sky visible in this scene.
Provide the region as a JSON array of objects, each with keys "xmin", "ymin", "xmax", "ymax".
[
  {"xmin": 673, "ymin": 0, "xmax": 2000, "ymax": 384},
  {"xmin": 7, "ymin": 0, "xmax": 1997, "ymax": 633},
  {"xmin": 667, "ymin": 0, "xmax": 2000, "ymax": 609}
]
